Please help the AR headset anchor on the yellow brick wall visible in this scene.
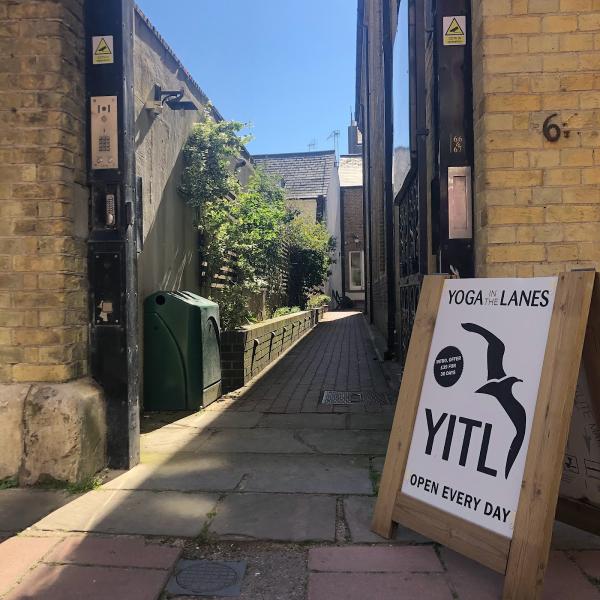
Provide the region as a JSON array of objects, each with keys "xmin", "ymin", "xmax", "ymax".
[
  {"xmin": 472, "ymin": 1, "xmax": 600, "ymax": 277},
  {"xmin": 0, "ymin": 0, "xmax": 88, "ymax": 383}
]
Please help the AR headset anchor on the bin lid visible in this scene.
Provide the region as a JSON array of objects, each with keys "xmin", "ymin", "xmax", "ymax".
[{"xmin": 144, "ymin": 291, "xmax": 218, "ymax": 310}]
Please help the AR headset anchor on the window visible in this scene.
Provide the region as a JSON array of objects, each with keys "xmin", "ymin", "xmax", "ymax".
[{"xmin": 349, "ymin": 251, "xmax": 365, "ymax": 290}]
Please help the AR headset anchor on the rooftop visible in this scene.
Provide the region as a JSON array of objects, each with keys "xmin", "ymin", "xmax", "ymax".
[
  {"xmin": 252, "ymin": 150, "xmax": 336, "ymax": 199},
  {"xmin": 339, "ymin": 155, "xmax": 363, "ymax": 188}
]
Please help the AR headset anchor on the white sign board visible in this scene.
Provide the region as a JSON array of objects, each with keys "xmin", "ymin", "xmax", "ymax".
[
  {"xmin": 443, "ymin": 16, "xmax": 466, "ymax": 46},
  {"xmin": 92, "ymin": 35, "xmax": 114, "ymax": 65},
  {"xmin": 401, "ymin": 278, "xmax": 557, "ymax": 537}
]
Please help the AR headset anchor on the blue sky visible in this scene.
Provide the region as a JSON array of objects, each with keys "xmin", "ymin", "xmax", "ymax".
[{"xmin": 136, "ymin": 0, "xmax": 360, "ymax": 155}]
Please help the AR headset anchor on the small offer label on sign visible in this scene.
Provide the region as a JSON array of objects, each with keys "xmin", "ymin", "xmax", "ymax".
[{"xmin": 401, "ymin": 278, "xmax": 557, "ymax": 537}]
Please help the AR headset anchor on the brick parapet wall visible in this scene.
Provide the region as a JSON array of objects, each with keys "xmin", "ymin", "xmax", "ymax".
[
  {"xmin": 472, "ymin": 2, "xmax": 600, "ymax": 277},
  {"xmin": 0, "ymin": 0, "xmax": 88, "ymax": 383},
  {"xmin": 221, "ymin": 309, "xmax": 322, "ymax": 392}
]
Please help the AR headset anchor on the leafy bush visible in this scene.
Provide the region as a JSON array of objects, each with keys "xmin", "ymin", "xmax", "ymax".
[
  {"xmin": 213, "ymin": 285, "xmax": 253, "ymax": 330},
  {"xmin": 307, "ymin": 294, "xmax": 331, "ymax": 309},
  {"xmin": 179, "ymin": 118, "xmax": 334, "ymax": 329},
  {"xmin": 287, "ymin": 218, "xmax": 335, "ymax": 308},
  {"xmin": 272, "ymin": 306, "xmax": 301, "ymax": 318}
]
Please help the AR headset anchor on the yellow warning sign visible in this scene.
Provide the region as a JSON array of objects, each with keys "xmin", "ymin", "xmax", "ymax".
[
  {"xmin": 92, "ymin": 35, "xmax": 114, "ymax": 65},
  {"xmin": 443, "ymin": 16, "xmax": 466, "ymax": 46}
]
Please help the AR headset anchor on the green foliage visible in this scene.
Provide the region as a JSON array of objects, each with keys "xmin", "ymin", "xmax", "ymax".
[
  {"xmin": 273, "ymin": 306, "xmax": 302, "ymax": 318},
  {"xmin": 179, "ymin": 114, "xmax": 249, "ymax": 210},
  {"xmin": 0, "ymin": 477, "xmax": 17, "ymax": 490},
  {"xmin": 179, "ymin": 119, "xmax": 334, "ymax": 328},
  {"xmin": 214, "ymin": 285, "xmax": 253, "ymax": 330},
  {"xmin": 307, "ymin": 294, "xmax": 331, "ymax": 309},
  {"xmin": 287, "ymin": 219, "xmax": 335, "ymax": 308}
]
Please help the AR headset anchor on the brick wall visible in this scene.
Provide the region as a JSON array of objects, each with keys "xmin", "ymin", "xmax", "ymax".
[
  {"xmin": 0, "ymin": 0, "xmax": 106, "ymax": 485},
  {"xmin": 221, "ymin": 310, "xmax": 319, "ymax": 392},
  {"xmin": 342, "ymin": 187, "xmax": 366, "ymax": 303},
  {"xmin": 473, "ymin": 2, "xmax": 600, "ymax": 277},
  {"xmin": 0, "ymin": 0, "xmax": 88, "ymax": 383}
]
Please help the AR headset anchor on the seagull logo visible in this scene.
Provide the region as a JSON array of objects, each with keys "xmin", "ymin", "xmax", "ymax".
[{"xmin": 461, "ymin": 323, "xmax": 526, "ymax": 479}]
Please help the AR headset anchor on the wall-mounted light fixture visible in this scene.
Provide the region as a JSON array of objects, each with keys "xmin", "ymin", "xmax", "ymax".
[{"xmin": 144, "ymin": 84, "xmax": 197, "ymax": 115}]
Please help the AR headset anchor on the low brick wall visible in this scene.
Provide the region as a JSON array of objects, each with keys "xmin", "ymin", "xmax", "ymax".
[{"xmin": 221, "ymin": 310, "xmax": 317, "ymax": 392}]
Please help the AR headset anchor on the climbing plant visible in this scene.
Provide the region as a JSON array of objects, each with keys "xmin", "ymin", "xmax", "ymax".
[{"xmin": 179, "ymin": 116, "xmax": 334, "ymax": 328}]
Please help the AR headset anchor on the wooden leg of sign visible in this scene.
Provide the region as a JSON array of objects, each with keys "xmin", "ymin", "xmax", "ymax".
[
  {"xmin": 372, "ymin": 275, "xmax": 446, "ymax": 538},
  {"xmin": 503, "ymin": 271, "xmax": 595, "ymax": 600}
]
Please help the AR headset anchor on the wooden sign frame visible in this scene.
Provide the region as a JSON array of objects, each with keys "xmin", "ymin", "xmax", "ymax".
[{"xmin": 372, "ymin": 271, "xmax": 596, "ymax": 599}]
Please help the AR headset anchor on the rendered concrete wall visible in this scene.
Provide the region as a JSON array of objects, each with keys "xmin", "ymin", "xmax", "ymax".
[{"xmin": 134, "ymin": 10, "xmax": 205, "ymax": 302}]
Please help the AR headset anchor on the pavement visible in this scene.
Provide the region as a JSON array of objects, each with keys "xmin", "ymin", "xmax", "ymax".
[{"xmin": 0, "ymin": 311, "xmax": 599, "ymax": 599}]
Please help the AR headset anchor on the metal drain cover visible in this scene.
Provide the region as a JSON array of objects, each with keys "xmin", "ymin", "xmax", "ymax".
[
  {"xmin": 320, "ymin": 391, "xmax": 363, "ymax": 405},
  {"xmin": 320, "ymin": 391, "xmax": 392, "ymax": 405},
  {"xmin": 166, "ymin": 559, "xmax": 246, "ymax": 597},
  {"xmin": 361, "ymin": 391, "xmax": 392, "ymax": 405}
]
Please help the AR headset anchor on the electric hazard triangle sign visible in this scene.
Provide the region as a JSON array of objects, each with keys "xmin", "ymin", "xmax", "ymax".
[
  {"xmin": 443, "ymin": 16, "xmax": 466, "ymax": 46},
  {"xmin": 92, "ymin": 35, "xmax": 114, "ymax": 65}
]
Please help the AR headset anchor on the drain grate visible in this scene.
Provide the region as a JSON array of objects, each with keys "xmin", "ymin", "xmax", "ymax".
[
  {"xmin": 320, "ymin": 390, "xmax": 392, "ymax": 406},
  {"xmin": 320, "ymin": 391, "xmax": 363, "ymax": 405},
  {"xmin": 361, "ymin": 391, "xmax": 393, "ymax": 405},
  {"xmin": 166, "ymin": 560, "xmax": 246, "ymax": 597}
]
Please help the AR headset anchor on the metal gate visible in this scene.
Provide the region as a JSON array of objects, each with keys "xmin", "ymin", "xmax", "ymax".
[{"xmin": 395, "ymin": 0, "xmax": 474, "ymax": 367}]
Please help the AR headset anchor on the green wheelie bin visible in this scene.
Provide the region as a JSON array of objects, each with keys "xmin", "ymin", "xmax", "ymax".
[{"xmin": 143, "ymin": 291, "xmax": 221, "ymax": 410}]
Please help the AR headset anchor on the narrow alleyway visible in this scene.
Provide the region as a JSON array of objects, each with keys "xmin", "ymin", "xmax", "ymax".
[{"xmin": 1, "ymin": 312, "xmax": 600, "ymax": 599}]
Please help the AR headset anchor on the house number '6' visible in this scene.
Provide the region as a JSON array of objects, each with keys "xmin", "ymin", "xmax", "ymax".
[{"xmin": 543, "ymin": 113, "xmax": 561, "ymax": 142}]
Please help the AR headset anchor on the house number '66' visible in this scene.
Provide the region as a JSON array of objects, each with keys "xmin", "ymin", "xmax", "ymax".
[{"xmin": 543, "ymin": 113, "xmax": 561, "ymax": 142}]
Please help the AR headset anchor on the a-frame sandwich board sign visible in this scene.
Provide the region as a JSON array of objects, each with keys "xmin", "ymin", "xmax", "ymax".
[{"xmin": 372, "ymin": 271, "xmax": 597, "ymax": 599}]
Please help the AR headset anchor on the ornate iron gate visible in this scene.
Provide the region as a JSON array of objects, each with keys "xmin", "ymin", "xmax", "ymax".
[{"xmin": 396, "ymin": 167, "xmax": 423, "ymax": 366}]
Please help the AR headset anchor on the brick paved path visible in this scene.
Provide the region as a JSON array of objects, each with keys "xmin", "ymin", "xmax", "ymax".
[{"xmin": 226, "ymin": 310, "xmax": 392, "ymax": 413}]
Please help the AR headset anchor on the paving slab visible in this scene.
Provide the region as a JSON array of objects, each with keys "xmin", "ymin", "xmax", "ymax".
[
  {"xmin": 32, "ymin": 490, "xmax": 219, "ymax": 537},
  {"xmin": 5, "ymin": 564, "xmax": 169, "ymax": 600},
  {"xmin": 296, "ymin": 429, "xmax": 389, "ymax": 454},
  {"xmin": 343, "ymin": 496, "xmax": 431, "ymax": 544},
  {"xmin": 543, "ymin": 551, "xmax": 600, "ymax": 600},
  {"xmin": 140, "ymin": 426, "xmax": 204, "ymax": 455},
  {"xmin": 441, "ymin": 548, "xmax": 600, "ymax": 600},
  {"xmin": 348, "ymin": 413, "xmax": 394, "ymax": 430},
  {"xmin": 0, "ymin": 535, "xmax": 61, "ymax": 596},
  {"xmin": 571, "ymin": 550, "xmax": 600, "ymax": 579},
  {"xmin": 176, "ymin": 411, "xmax": 263, "ymax": 429},
  {"xmin": 102, "ymin": 454, "xmax": 247, "ymax": 492},
  {"xmin": 309, "ymin": 545, "xmax": 443, "ymax": 573},
  {"xmin": 0, "ymin": 489, "xmax": 74, "ymax": 535},
  {"xmin": 439, "ymin": 547, "xmax": 503, "ymax": 600},
  {"xmin": 257, "ymin": 413, "xmax": 347, "ymax": 429},
  {"xmin": 106, "ymin": 453, "xmax": 371, "ymax": 495},
  {"xmin": 210, "ymin": 493, "xmax": 336, "ymax": 542},
  {"xmin": 44, "ymin": 535, "xmax": 181, "ymax": 569},
  {"xmin": 551, "ymin": 521, "xmax": 600, "ymax": 549},
  {"xmin": 237, "ymin": 454, "xmax": 372, "ymax": 494},
  {"xmin": 308, "ymin": 573, "xmax": 453, "ymax": 600},
  {"xmin": 199, "ymin": 428, "xmax": 317, "ymax": 454}
]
